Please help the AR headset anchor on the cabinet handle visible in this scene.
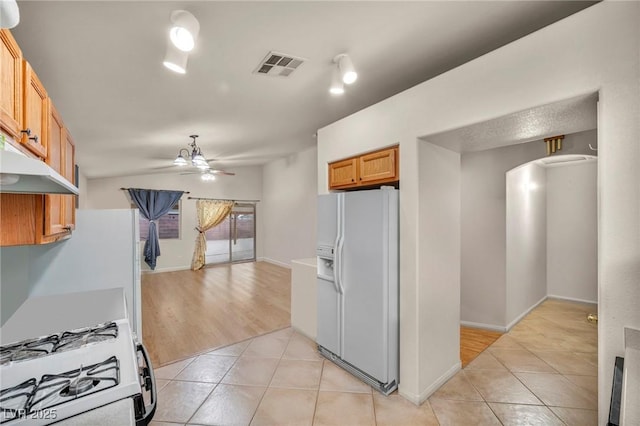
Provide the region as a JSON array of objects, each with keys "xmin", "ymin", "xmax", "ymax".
[
  {"xmin": 351, "ymin": 179, "xmax": 354, "ymax": 182},
  {"xmin": 21, "ymin": 128, "xmax": 32, "ymax": 136},
  {"xmin": 63, "ymin": 226, "xmax": 72, "ymax": 231},
  {"xmin": 29, "ymin": 135, "xmax": 39, "ymax": 144}
]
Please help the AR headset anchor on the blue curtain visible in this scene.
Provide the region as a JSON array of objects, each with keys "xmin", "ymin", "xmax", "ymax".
[{"xmin": 128, "ymin": 189, "xmax": 185, "ymax": 270}]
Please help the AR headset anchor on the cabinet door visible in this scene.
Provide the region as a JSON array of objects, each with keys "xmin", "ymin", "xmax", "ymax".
[
  {"xmin": 0, "ymin": 30, "xmax": 22, "ymax": 139},
  {"xmin": 328, "ymin": 158, "xmax": 358, "ymax": 189},
  {"xmin": 22, "ymin": 61, "xmax": 48, "ymax": 158},
  {"xmin": 359, "ymin": 147, "xmax": 398, "ymax": 184},
  {"xmin": 63, "ymin": 130, "xmax": 76, "ymax": 229},
  {"xmin": 44, "ymin": 102, "xmax": 65, "ymax": 237}
]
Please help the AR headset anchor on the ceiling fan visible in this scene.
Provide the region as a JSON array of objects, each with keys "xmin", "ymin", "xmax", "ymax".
[{"xmin": 173, "ymin": 135, "xmax": 235, "ymax": 180}]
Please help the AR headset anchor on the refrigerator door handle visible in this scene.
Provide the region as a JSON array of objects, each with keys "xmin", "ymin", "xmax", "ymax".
[
  {"xmin": 335, "ymin": 193, "xmax": 344, "ymax": 295},
  {"xmin": 336, "ymin": 236, "xmax": 345, "ymax": 294},
  {"xmin": 333, "ymin": 234, "xmax": 340, "ymax": 291}
]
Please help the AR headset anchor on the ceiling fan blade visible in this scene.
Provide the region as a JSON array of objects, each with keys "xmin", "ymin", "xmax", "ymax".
[{"xmin": 210, "ymin": 169, "xmax": 236, "ymax": 176}]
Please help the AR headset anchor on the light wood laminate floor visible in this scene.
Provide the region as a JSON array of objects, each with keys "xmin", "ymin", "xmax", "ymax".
[
  {"xmin": 460, "ymin": 326, "xmax": 503, "ymax": 367},
  {"xmin": 142, "ymin": 261, "xmax": 291, "ymax": 366}
]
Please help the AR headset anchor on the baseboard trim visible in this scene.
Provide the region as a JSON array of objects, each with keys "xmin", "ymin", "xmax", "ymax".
[
  {"xmin": 548, "ymin": 294, "xmax": 597, "ymax": 305},
  {"xmin": 505, "ymin": 295, "xmax": 548, "ymax": 331},
  {"xmin": 141, "ymin": 265, "xmax": 191, "ymax": 274},
  {"xmin": 258, "ymin": 257, "xmax": 291, "ymax": 269},
  {"xmin": 399, "ymin": 361, "xmax": 461, "ymax": 405},
  {"xmin": 291, "ymin": 326, "xmax": 316, "ymax": 341},
  {"xmin": 460, "ymin": 321, "xmax": 507, "ymax": 333}
]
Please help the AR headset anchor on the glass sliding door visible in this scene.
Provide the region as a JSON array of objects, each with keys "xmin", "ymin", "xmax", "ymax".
[{"xmin": 205, "ymin": 203, "xmax": 256, "ymax": 265}]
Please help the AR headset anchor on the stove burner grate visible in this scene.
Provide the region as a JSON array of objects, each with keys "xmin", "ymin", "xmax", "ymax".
[
  {"xmin": 0, "ymin": 322, "xmax": 118, "ymax": 365},
  {"xmin": 0, "ymin": 357, "xmax": 120, "ymax": 424},
  {"xmin": 30, "ymin": 356, "xmax": 120, "ymax": 413},
  {"xmin": 0, "ymin": 378, "xmax": 36, "ymax": 423}
]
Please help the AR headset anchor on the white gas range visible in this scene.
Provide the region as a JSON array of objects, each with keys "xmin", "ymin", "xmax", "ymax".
[{"xmin": 0, "ymin": 289, "xmax": 156, "ymax": 425}]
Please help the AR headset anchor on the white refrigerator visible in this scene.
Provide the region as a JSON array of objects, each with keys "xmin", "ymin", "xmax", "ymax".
[
  {"xmin": 316, "ymin": 188, "xmax": 399, "ymax": 394},
  {"xmin": 27, "ymin": 209, "xmax": 142, "ymax": 337}
]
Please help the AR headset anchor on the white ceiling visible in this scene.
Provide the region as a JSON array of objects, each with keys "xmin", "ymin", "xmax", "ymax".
[
  {"xmin": 11, "ymin": 1, "xmax": 596, "ymax": 179},
  {"xmin": 424, "ymin": 93, "xmax": 598, "ymax": 153}
]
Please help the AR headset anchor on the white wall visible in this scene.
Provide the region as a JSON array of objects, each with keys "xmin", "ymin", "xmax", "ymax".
[
  {"xmin": 317, "ymin": 3, "xmax": 639, "ymax": 417},
  {"xmin": 417, "ymin": 142, "xmax": 461, "ymax": 398},
  {"xmin": 547, "ymin": 161, "xmax": 597, "ymax": 303},
  {"xmin": 261, "ymin": 146, "xmax": 317, "ymax": 267},
  {"xmin": 77, "ymin": 169, "xmax": 89, "ymax": 209},
  {"xmin": 86, "ymin": 167, "xmax": 263, "ymax": 272},
  {"xmin": 0, "ymin": 246, "xmax": 31, "ymax": 325},
  {"xmin": 461, "ymin": 130, "xmax": 595, "ymax": 329},
  {"xmin": 506, "ymin": 163, "xmax": 547, "ymax": 327}
]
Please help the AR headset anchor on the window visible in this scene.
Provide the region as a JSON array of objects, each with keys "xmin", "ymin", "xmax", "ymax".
[{"xmin": 133, "ymin": 201, "xmax": 181, "ymax": 240}]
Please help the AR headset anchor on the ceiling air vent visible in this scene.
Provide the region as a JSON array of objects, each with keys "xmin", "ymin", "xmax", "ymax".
[{"xmin": 253, "ymin": 51, "xmax": 305, "ymax": 77}]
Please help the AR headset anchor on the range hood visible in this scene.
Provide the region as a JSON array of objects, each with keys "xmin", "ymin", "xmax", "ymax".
[{"xmin": 0, "ymin": 150, "xmax": 79, "ymax": 195}]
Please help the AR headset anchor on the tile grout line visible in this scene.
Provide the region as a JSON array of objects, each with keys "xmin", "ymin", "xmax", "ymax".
[
  {"xmin": 370, "ymin": 387, "xmax": 378, "ymax": 426},
  {"xmin": 248, "ymin": 329, "xmax": 295, "ymax": 426},
  {"xmin": 181, "ymin": 331, "xmax": 260, "ymax": 425},
  {"xmin": 495, "ymin": 310, "xmax": 596, "ymax": 421},
  {"xmin": 310, "ymin": 359, "xmax": 326, "ymax": 426}
]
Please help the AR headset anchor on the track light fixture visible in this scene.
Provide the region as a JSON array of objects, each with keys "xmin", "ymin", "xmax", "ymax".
[
  {"xmin": 163, "ymin": 44, "xmax": 188, "ymax": 74},
  {"xmin": 334, "ymin": 53, "xmax": 357, "ymax": 85},
  {"xmin": 329, "ymin": 53, "xmax": 357, "ymax": 95},
  {"xmin": 0, "ymin": 0, "xmax": 20, "ymax": 28},
  {"xmin": 169, "ymin": 10, "xmax": 199, "ymax": 52},
  {"xmin": 329, "ymin": 66, "xmax": 345, "ymax": 95},
  {"xmin": 163, "ymin": 10, "xmax": 199, "ymax": 74}
]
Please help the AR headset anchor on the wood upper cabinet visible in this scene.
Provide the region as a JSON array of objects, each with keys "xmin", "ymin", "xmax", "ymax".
[
  {"xmin": 359, "ymin": 147, "xmax": 397, "ymax": 184},
  {"xmin": 0, "ymin": 103, "xmax": 76, "ymax": 246},
  {"xmin": 328, "ymin": 158, "xmax": 358, "ymax": 188},
  {"xmin": 22, "ymin": 60, "xmax": 48, "ymax": 158},
  {"xmin": 328, "ymin": 146, "xmax": 399, "ymax": 190},
  {"xmin": 0, "ymin": 29, "xmax": 22, "ymax": 139},
  {"xmin": 44, "ymin": 101, "xmax": 66, "ymax": 238},
  {"xmin": 0, "ymin": 32, "xmax": 77, "ymax": 247},
  {"xmin": 63, "ymin": 130, "xmax": 76, "ymax": 230}
]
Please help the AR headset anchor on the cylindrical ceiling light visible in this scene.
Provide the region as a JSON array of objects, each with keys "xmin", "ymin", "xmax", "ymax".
[
  {"xmin": 0, "ymin": 0, "xmax": 20, "ymax": 29},
  {"xmin": 163, "ymin": 43, "xmax": 188, "ymax": 74},
  {"xmin": 169, "ymin": 10, "xmax": 200, "ymax": 52},
  {"xmin": 335, "ymin": 53, "xmax": 357, "ymax": 85},
  {"xmin": 329, "ymin": 66, "xmax": 345, "ymax": 95}
]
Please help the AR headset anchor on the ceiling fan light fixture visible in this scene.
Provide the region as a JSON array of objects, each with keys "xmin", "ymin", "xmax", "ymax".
[
  {"xmin": 173, "ymin": 155, "xmax": 188, "ymax": 166},
  {"xmin": 169, "ymin": 10, "xmax": 200, "ymax": 52},
  {"xmin": 335, "ymin": 53, "xmax": 357, "ymax": 85},
  {"xmin": 192, "ymin": 153, "xmax": 208, "ymax": 167}
]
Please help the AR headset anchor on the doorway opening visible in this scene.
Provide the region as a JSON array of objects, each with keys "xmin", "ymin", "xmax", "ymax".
[
  {"xmin": 205, "ymin": 203, "xmax": 257, "ymax": 265},
  {"xmin": 421, "ymin": 92, "xmax": 599, "ymax": 370}
]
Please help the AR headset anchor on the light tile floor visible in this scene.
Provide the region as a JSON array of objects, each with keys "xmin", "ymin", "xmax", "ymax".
[{"xmin": 150, "ymin": 299, "xmax": 597, "ymax": 425}]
